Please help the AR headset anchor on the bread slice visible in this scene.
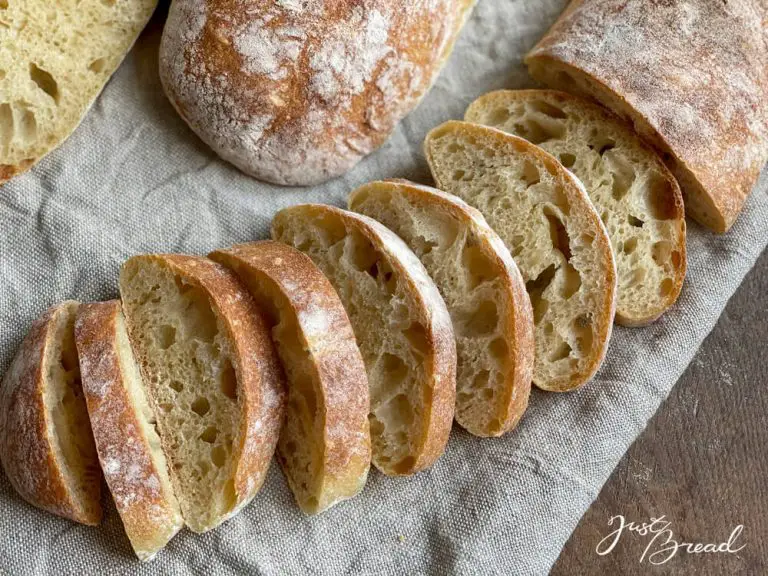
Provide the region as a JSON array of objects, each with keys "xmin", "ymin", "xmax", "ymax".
[
  {"xmin": 209, "ymin": 241, "xmax": 371, "ymax": 514},
  {"xmin": 0, "ymin": 301, "xmax": 102, "ymax": 525},
  {"xmin": 272, "ymin": 205, "xmax": 456, "ymax": 476},
  {"xmin": 465, "ymin": 89, "xmax": 686, "ymax": 326},
  {"xmin": 349, "ymin": 180, "xmax": 534, "ymax": 437},
  {"xmin": 0, "ymin": 0, "xmax": 158, "ymax": 183},
  {"xmin": 425, "ymin": 121, "xmax": 617, "ymax": 392},
  {"xmin": 75, "ymin": 301, "xmax": 183, "ymax": 560},
  {"xmin": 118, "ymin": 255, "xmax": 285, "ymax": 533}
]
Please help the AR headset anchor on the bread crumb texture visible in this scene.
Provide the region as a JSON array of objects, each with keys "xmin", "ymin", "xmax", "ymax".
[
  {"xmin": 0, "ymin": 0, "xmax": 158, "ymax": 180},
  {"xmin": 467, "ymin": 90, "xmax": 686, "ymax": 325},
  {"xmin": 159, "ymin": 0, "xmax": 475, "ymax": 185}
]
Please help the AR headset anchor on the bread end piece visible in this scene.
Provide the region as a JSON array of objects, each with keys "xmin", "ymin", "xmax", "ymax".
[{"xmin": 0, "ymin": 301, "xmax": 103, "ymax": 525}]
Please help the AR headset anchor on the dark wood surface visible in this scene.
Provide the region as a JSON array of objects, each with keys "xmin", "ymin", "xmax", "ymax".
[{"xmin": 552, "ymin": 248, "xmax": 768, "ymax": 575}]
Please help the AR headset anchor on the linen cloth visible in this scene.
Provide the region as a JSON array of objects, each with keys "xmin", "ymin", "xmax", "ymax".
[{"xmin": 1, "ymin": 1, "xmax": 766, "ymax": 574}]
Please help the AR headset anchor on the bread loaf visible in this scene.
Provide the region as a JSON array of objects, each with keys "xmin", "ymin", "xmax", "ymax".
[
  {"xmin": 525, "ymin": 0, "xmax": 768, "ymax": 233},
  {"xmin": 425, "ymin": 121, "xmax": 616, "ymax": 392},
  {"xmin": 210, "ymin": 241, "xmax": 371, "ymax": 514},
  {"xmin": 159, "ymin": 0, "xmax": 476, "ymax": 186},
  {"xmin": 119, "ymin": 255, "xmax": 285, "ymax": 533},
  {"xmin": 0, "ymin": 301, "xmax": 102, "ymax": 525},
  {"xmin": 75, "ymin": 301, "xmax": 183, "ymax": 560},
  {"xmin": 466, "ymin": 89, "xmax": 686, "ymax": 326},
  {"xmin": 0, "ymin": 0, "xmax": 158, "ymax": 184},
  {"xmin": 272, "ymin": 205, "xmax": 456, "ymax": 475},
  {"xmin": 349, "ymin": 180, "xmax": 534, "ymax": 437}
]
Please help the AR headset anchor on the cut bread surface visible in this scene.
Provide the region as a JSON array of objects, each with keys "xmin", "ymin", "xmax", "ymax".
[
  {"xmin": 272, "ymin": 205, "xmax": 456, "ymax": 476},
  {"xmin": 466, "ymin": 89, "xmax": 686, "ymax": 326},
  {"xmin": 0, "ymin": 301, "xmax": 102, "ymax": 525},
  {"xmin": 349, "ymin": 180, "xmax": 534, "ymax": 437},
  {"xmin": 425, "ymin": 121, "xmax": 617, "ymax": 392},
  {"xmin": 119, "ymin": 255, "xmax": 285, "ymax": 533},
  {"xmin": 76, "ymin": 301, "xmax": 183, "ymax": 561},
  {"xmin": 210, "ymin": 241, "xmax": 371, "ymax": 514},
  {"xmin": 0, "ymin": 0, "xmax": 158, "ymax": 182}
]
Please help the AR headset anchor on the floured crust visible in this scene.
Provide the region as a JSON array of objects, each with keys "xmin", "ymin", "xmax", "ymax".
[
  {"xmin": 158, "ymin": 0, "xmax": 476, "ymax": 186},
  {"xmin": 525, "ymin": 0, "xmax": 768, "ymax": 233},
  {"xmin": 210, "ymin": 241, "xmax": 371, "ymax": 514},
  {"xmin": 349, "ymin": 180, "xmax": 535, "ymax": 436},
  {"xmin": 120, "ymin": 255, "xmax": 286, "ymax": 529},
  {"xmin": 75, "ymin": 301, "xmax": 183, "ymax": 561},
  {"xmin": 0, "ymin": 301, "xmax": 102, "ymax": 525},
  {"xmin": 272, "ymin": 205, "xmax": 456, "ymax": 475},
  {"xmin": 425, "ymin": 121, "xmax": 617, "ymax": 392}
]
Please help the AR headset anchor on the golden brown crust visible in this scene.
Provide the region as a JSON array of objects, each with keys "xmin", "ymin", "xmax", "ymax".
[
  {"xmin": 271, "ymin": 205, "xmax": 457, "ymax": 475},
  {"xmin": 159, "ymin": 0, "xmax": 477, "ymax": 186},
  {"xmin": 425, "ymin": 121, "xmax": 617, "ymax": 392},
  {"xmin": 349, "ymin": 180, "xmax": 535, "ymax": 436},
  {"xmin": 525, "ymin": 0, "xmax": 768, "ymax": 232},
  {"xmin": 75, "ymin": 301, "xmax": 183, "ymax": 561},
  {"xmin": 210, "ymin": 241, "xmax": 371, "ymax": 513},
  {"xmin": 466, "ymin": 89, "xmax": 687, "ymax": 326},
  {"xmin": 0, "ymin": 301, "xmax": 102, "ymax": 525}
]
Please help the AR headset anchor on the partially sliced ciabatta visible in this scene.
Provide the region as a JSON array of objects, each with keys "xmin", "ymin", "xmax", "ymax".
[
  {"xmin": 0, "ymin": 0, "xmax": 159, "ymax": 183},
  {"xmin": 349, "ymin": 180, "xmax": 534, "ymax": 437},
  {"xmin": 465, "ymin": 89, "xmax": 686, "ymax": 326},
  {"xmin": 118, "ymin": 255, "xmax": 285, "ymax": 533},
  {"xmin": 272, "ymin": 205, "xmax": 456, "ymax": 476},
  {"xmin": 210, "ymin": 241, "xmax": 371, "ymax": 514},
  {"xmin": 75, "ymin": 300, "xmax": 183, "ymax": 561},
  {"xmin": 425, "ymin": 121, "xmax": 617, "ymax": 392},
  {"xmin": 0, "ymin": 301, "xmax": 102, "ymax": 525}
]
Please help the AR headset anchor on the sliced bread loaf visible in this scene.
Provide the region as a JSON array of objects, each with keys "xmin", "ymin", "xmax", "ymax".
[
  {"xmin": 0, "ymin": 0, "xmax": 158, "ymax": 183},
  {"xmin": 210, "ymin": 241, "xmax": 371, "ymax": 514},
  {"xmin": 425, "ymin": 121, "xmax": 617, "ymax": 392},
  {"xmin": 465, "ymin": 89, "xmax": 686, "ymax": 326},
  {"xmin": 75, "ymin": 300, "xmax": 183, "ymax": 560},
  {"xmin": 0, "ymin": 301, "xmax": 102, "ymax": 525},
  {"xmin": 272, "ymin": 205, "xmax": 456, "ymax": 476},
  {"xmin": 349, "ymin": 180, "xmax": 534, "ymax": 437},
  {"xmin": 119, "ymin": 255, "xmax": 285, "ymax": 533}
]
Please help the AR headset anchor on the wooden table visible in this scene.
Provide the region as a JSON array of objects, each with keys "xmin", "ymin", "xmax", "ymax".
[{"xmin": 552, "ymin": 248, "xmax": 768, "ymax": 575}]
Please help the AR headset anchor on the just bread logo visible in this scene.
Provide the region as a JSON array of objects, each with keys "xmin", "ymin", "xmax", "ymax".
[{"xmin": 595, "ymin": 515, "xmax": 746, "ymax": 565}]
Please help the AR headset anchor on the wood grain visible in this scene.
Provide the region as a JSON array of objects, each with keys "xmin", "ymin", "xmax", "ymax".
[{"xmin": 552, "ymin": 248, "xmax": 768, "ymax": 575}]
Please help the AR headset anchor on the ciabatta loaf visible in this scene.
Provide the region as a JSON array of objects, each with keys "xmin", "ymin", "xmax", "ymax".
[
  {"xmin": 272, "ymin": 205, "xmax": 456, "ymax": 476},
  {"xmin": 0, "ymin": 0, "xmax": 158, "ymax": 183},
  {"xmin": 75, "ymin": 301, "xmax": 183, "ymax": 561},
  {"xmin": 119, "ymin": 255, "xmax": 285, "ymax": 533},
  {"xmin": 466, "ymin": 90, "xmax": 686, "ymax": 326},
  {"xmin": 349, "ymin": 180, "xmax": 534, "ymax": 437},
  {"xmin": 210, "ymin": 241, "xmax": 371, "ymax": 514},
  {"xmin": 159, "ymin": 0, "xmax": 476, "ymax": 186},
  {"xmin": 525, "ymin": 0, "xmax": 768, "ymax": 233},
  {"xmin": 425, "ymin": 121, "xmax": 616, "ymax": 392},
  {"xmin": 0, "ymin": 301, "xmax": 102, "ymax": 525}
]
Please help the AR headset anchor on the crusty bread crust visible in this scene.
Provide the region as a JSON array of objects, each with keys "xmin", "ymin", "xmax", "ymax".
[
  {"xmin": 159, "ymin": 0, "xmax": 476, "ymax": 186},
  {"xmin": 0, "ymin": 301, "xmax": 102, "ymax": 525},
  {"xmin": 425, "ymin": 121, "xmax": 617, "ymax": 392},
  {"xmin": 272, "ymin": 205, "xmax": 456, "ymax": 475},
  {"xmin": 210, "ymin": 241, "xmax": 371, "ymax": 514},
  {"xmin": 466, "ymin": 89, "xmax": 687, "ymax": 326},
  {"xmin": 75, "ymin": 301, "xmax": 183, "ymax": 560},
  {"xmin": 119, "ymin": 255, "xmax": 286, "ymax": 530},
  {"xmin": 349, "ymin": 180, "xmax": 534, "ymax": 436},
  {"xmin": 525, "ymin": 0, "xmax": 768, "ymax": 233}
]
